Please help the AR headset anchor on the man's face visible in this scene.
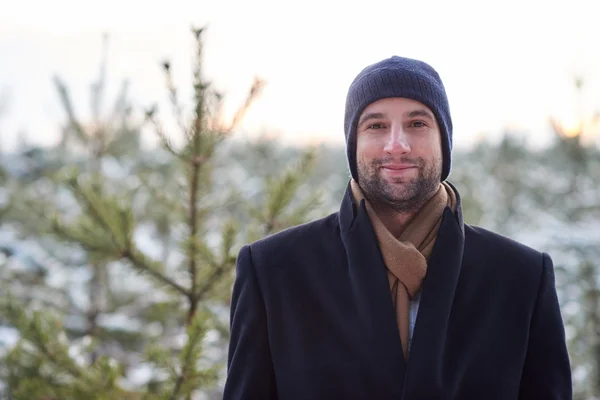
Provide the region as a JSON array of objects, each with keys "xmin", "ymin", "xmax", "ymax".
[{"xmin": 356, "ymin": 97, "xmax": 443, "ymax": 213}]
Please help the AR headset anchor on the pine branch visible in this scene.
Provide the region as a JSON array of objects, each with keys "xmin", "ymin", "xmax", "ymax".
[
  {"xmin": 65, "ymin": 176, "xmax": 126, "ymax": 246},
  {"xmin": 1, "ymin": 297, "xmax": 85, "ymax": 380},
  {"xmin": 0, "ymin": 196, "xmax": 12, "ymax": 222},
  {"xmin": 191, "ymin": 238, "xmax": 217, "ymax": 273},
  {"xmin": 110, "ymin": 80, "xmax": 131, "ymax": 123},
  {"xmin": 162, "ymin": 60, "xmax": 189, "ymax": 137},
  {"xmin": 50, "ymin": 215, "xmax": 115, "ymax": 256},
  {"xmin": 12, "ymin": 186, "xmax": 60, "ymax": 230},
  {"xmin": 31, "ymin": 323, "xmax": 83, "ymax": 381},
  {"xmin": 191, "ymin": 27, "xmax": 205, "ymax": 143},
  {"xmin": 167, "ymin": 311, "xmax": 217, "ymax": 400},
  {"xmin": 137, "ymin": 171, "xmax": 186, "ymax": 218},
  {"xmin": 195, "ymin": 262, "xmax": 230, "ymax": 302},
  {"xmin": 0, "ymin": 275, "xmax": 77, "ymax": 315},
  {"xmin": 220, "ymin": 220, "xmax": 237, "ymax": 265},
  {"xmin": 194, "ymin": 221, "xmax": 236, "ymax": 300},
  {"xmin": 185, "ymin": 25, "xmax": 207, "ymax": 327},
  {"xmin": 262, "ymin": 150, "xmax": 316, "ymax": 234},
  {"xmin": 55, "ymin": 60, "xmax": 193, "ymax": 302},
  {"xmin": 53, "ymin": 75, "xmax": 88, "ymax": 146},
  {"xmin": 86, "ymin": 263, "xmax": 105, "ymax": 357},
  {"xmin": 145, "ymin": 106, "xmax": 181, "ymax": 158},
  {"xmin": 167, "ymin": 352, "xmax": 193, "ymax": 399},
  {"xmin": 284, "ymin": 190, "xmax": 323, "ymax": 227},
  {"xmin": 223, "ymin": 77, "xmax": 266, "ymax": 135},
  {"xmin": 122, "ymin": 246, "xmax": 189, "ymax": 297},
  {"xmin": 187, "ymin": 150, "xmax": 202, "ymax": 324},
  {"xmin": 91, "ymin": 33, "xmax": 109, "ymax": 126}
]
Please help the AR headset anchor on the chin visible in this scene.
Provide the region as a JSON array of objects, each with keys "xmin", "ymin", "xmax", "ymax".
[{"xmin": 383, "ymin": 176, "xmax": 414, "ymax": 185}]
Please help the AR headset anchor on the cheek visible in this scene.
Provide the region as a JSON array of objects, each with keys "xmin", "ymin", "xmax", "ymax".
[
  {"xmin": 428, "ymin": 140, "xmax": 443, "ymax": 160},
  {"xmin": 355, "ymin": 137, "xmax": 367, "ymax": 165},
  {"xmin": 415, "ymin": 135, "xmax": 442, "ymax": 159},
  {"xmin": 433, "ymin": 137, "xmax": 444, "ymax": 161},
  {"xmin": 356, "ymin": 136, "xmax": 382, "ymax": 163}
]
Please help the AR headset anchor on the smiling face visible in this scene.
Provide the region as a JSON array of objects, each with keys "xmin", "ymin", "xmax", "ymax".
[{"xmin": 356, "ymin": 97, "xmax": 443, "ymax": 214}]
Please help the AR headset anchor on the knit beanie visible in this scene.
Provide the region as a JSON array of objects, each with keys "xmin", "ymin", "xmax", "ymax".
[{"xmin": 344, "ymin": 56, "xmax": 453, "ymax": 182}]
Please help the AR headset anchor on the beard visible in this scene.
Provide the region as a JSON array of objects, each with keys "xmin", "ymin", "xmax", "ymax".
[{"xmin": 357, "ymin": 155, "xmax": 442, "ymax": 214}]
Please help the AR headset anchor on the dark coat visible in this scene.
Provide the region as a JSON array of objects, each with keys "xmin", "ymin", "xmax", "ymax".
[{"xmin": 224, "ymin": 183, "xmax": 572, "ymax": 399}]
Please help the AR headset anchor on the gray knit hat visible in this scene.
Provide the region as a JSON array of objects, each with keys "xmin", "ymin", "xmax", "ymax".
[{"xmin": 344, "ymin": 56, "xmax": 453, "ymax": 182}]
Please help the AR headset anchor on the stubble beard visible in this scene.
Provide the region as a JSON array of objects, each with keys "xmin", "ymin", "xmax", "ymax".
[{"xmin": 357, "ymin": 156, "xmax": 442, "ymax": 215}]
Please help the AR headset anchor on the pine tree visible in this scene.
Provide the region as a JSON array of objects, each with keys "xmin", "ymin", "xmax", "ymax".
[{"xmin": 0, "ymin": 27, "xmax": 323, "ymax": 399}]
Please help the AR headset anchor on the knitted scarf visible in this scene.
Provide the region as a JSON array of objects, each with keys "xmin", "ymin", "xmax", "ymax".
[{"xmin": 350, "ymin": 180, "xmax": 457, "ymax": 358}]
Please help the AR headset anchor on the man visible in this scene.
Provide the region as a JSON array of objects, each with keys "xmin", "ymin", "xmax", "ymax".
[{"xmin": 223, "ymin": 56, "xmax": 572, "ymax": 399}]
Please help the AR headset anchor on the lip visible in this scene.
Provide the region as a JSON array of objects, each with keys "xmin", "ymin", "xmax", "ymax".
[{"xmin": 380, "ymin": 164, "xmax": 417, "ymax": 170}]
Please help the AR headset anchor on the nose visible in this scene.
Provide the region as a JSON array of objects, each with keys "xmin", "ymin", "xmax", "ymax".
[{"xmin": 383, "ymin": 126, "xmax": 410, "ymax": 154}]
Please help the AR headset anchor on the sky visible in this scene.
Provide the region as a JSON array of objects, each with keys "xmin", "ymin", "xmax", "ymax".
[{"xmin": 1, "ymin": 0, "xmax": 599, "ymax": 152}]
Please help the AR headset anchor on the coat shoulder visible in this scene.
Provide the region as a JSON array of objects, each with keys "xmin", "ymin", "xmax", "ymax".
[
  {"xmin": 464, "ymin": 224, "xmax": 545, "ymax": 259},
  {"xmin": 463, "ymin": 223, "xmax": 547, "ymax": 274},
  {"xmin": 248, "ymin": 212, "xmax": 340, "ymax": 260}
]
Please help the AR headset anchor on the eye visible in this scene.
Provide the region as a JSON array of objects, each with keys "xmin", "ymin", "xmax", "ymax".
[
  {"xmin": 367, "ymin": 123, "xmax": 386, "ymax": 129},
  {"xmin": 410, "ymin": 121, "xmax": 427, "ymax": 128}
]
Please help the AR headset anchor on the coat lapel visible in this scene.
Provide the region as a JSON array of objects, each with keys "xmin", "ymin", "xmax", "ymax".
[
  {"xmin": 402, "ymin": 182, "xmax": 466, "ymax": 398},
  {"xmin": 339, "ymin": 183, "xmax": 406, "ymax": 395}
]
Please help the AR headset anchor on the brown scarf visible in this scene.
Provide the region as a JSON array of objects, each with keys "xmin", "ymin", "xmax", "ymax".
[{"xmin": 350, "ymin": 180, "xmax": 457, "ymax": 358}]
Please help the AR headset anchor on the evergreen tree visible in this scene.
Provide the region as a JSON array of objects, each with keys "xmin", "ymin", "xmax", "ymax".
[{"xmin": 0, "ymin": 27, "xmax": 322, "ymax": 399}]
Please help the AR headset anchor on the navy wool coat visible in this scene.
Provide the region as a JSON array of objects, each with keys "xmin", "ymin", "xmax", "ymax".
[{"xmin": 224, "ymin": 183, "xmax": 572, "ymax": 399}]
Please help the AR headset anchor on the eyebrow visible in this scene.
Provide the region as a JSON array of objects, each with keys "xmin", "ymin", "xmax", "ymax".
[
  {"xmin": 358, "ymin": 109, "xmax": 436, "ymax": 128},
  {"xmin": 407, "ymin": 109, "xmax": 435, "ymax": 120},
  {"xmin": 358, "ymin": 112, "xmax": 385, "ymax": 127}
]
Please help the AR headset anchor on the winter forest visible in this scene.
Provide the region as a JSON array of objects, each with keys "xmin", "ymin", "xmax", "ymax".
[{"xmin": 1, "ymin": 24, "xmax": 600, "ymax": 400}]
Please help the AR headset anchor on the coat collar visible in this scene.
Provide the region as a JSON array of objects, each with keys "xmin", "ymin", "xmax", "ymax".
[{"xmin": 338, "ymin": 180, "xmax": 465, "ymax": 397}]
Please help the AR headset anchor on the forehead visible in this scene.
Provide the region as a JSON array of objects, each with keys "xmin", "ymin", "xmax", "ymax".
[{"xmin": 361, "ymin": 97, "xmax": 433, "ymax": 115}]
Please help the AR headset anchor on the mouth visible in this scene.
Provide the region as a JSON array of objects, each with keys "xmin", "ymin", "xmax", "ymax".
[
  {"xmin": 380, "ymin": 164, "xmax": 417, "ymax": 171},
  {"xmin": 378, "ymin": 164, "xmax": 418, "ymax": 180}
]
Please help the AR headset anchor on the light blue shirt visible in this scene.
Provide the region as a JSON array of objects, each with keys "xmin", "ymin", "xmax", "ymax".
[{"xmin": 408, "ymin": 291, "xmax": 421, "ymax": 354}]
